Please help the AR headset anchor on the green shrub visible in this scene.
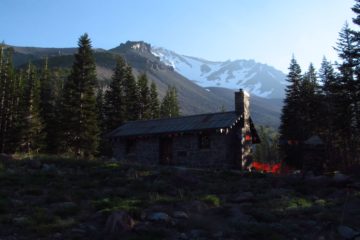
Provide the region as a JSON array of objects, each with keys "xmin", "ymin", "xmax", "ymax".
[
  {"xmin": 93, "ymin": 197, "xmax": 143, "ymax": 216},
  {"xmin": 201, "ymin": 194, "xmax": 221, "ymax": 207},
  {"xmin": 288, "ymin": 198, "xmax": 312, "ymax": 209}
]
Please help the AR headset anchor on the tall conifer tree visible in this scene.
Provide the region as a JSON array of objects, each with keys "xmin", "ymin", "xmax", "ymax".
[
  {"xmin": 60, "ymin": 33, "xmax": 99, "ymax": 158},
  {"xmin": 20, "ymin": 63, "xmax": 45, "ymax": 153},
  {"xmin": 39, "ymin": 57, "xmax": 57, "ymax": 153},
  {"xmin": 123, "ymin": 65, "xmax": 140, "ymax": 121},
  {"xmin": 300, "ymin": 63, "xmax": 319, "ymax": 138},
  {"xmin": 149, "ymin": 82, "xmax": 160, "ymax": 119},
  {"xmin": 279, "ymin": 57, "xmax": 303, "ymax": 168},
  {"xmin": 334, "ymin": 23, "xmax": 360, "ymax": 165},
  {"xmin": 104, "ymin": 57, "xmax": 126, "ymax": 131},
  {"xmin": 160, "ymin": 86, "xmax": 180, "ymax": 118},
  {"xmin": 137, "ymin": 73, "xmax": 151, "ymax": 120}
]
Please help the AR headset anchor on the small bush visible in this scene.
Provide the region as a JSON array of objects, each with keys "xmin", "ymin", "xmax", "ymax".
[
  {"xmin": 201, "ymin": 194, "xmax": 221, "ymax": 207},
  {"xmin": 287, "ymin": 198, "xmax": 312, "ymax": 209}
]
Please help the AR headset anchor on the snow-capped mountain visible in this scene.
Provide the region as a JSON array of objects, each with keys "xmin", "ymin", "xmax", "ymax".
[{"xmin": 151, "ymin": 47, "xmax": 286, "ymax": 99}]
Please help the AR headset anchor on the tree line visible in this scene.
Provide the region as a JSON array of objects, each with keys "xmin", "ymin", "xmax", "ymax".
[
  {"xmin": 0, "ymin": 34, "xmax": 180, "ymax": 157},
  {"xmin": 280, "ymin": 0, "xmax": 360, "ymax": 170}
]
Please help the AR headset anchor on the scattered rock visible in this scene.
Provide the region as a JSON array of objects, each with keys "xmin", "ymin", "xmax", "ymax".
[
  {"xmin": 126, "ymin": 169, "xmax": 139, "ymax": 179},
  {"xmin": 189, "ymin": 229, "xmax": 207, "ymax": 238},
  {"xmin": 11, "ymin": 199, "xmax": 24, "ymax": 207},
  {"xmin": 337, "ymin": 225, "xmax": 359, "ymax": 239},
  {"xmin": 228, "ymin": 206, "xmax": 254, "ymax": 223},
  {"xmin": 179, "ymin": 232, "xmax": 188, "ymax": 239},
  {"xmin": 147, "ymin": 212, "xmax": 171, "ymax": 222},
  {"xmin": 71, "ymin": 228, "xmax": 86, "ymax": 235},
  {"xmin": 12, "ymin": 216, "xmax": 29, "ymax": 226},
  {"xmin": 231, "ymin": 192, "xmax": 255, "ymax": 203},
  {"xmin": 333, "ymin": 172, "xmax": 351, "ymax": 183},
  {"xmin": 213, "ymin": 231, "xmax": 224, "ymax": 238},
  {"xmin": 28, "ymin": 159, "xmax": 42, "ymax": 169},
  {"xmin": 51, "ymin": 201, "xmax": 78, "ymax": 217},
  {"xmin": 185, "ymin": 200, "xmax": 208, "ymax": 213},
  {"xmin": 105, "ymin": 211, "xmax": 135, "ymax": 234},
  {"xmin": 0, "ymin": 153, "xmax": 13, "ymax": 163},
  {"xmin": 173, "ymin": 211, "xmax": 189, "ymax": 219},
  {"xmin": 52, "ymin": 201, "xmax": 77, "ymax": 209},
  {"xmin": 53, "ymin": 233, "xmax": 62, "ymax": 239},
  {"xmin": 5, "ymin": 168, "xmax": 16, "ymax": 174},
  {"xmin": 268, "ymin": 188, "xmax": 291, "ymax": 198},
  {"xmin": 42, "ymin": 163, "xmax": 57, "ymax": 172}
]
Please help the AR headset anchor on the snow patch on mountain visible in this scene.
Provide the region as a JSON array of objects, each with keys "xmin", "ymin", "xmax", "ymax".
[{"xmin": 151, "ymin": 47, "xmax": 286, "ymax": 99}]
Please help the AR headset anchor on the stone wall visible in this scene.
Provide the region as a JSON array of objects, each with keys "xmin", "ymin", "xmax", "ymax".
[
  {"xmin": 172, "ymin": 134, "xmax": 233, "ymax": 168},
  {"xmin": 112, "ymin": 138, "xmax": 158, "ymax": 165},
  {"xmin": 135, "ymin": 138, "xmax": 159, "ymax": 164},
  {"xmin": 112, "ymin": 132, "xmax": 238, "ymax": 169}
]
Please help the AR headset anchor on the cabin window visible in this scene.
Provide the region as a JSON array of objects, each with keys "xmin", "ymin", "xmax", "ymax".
[
  {"xmin": 198, "ymin": 134, "xmax": 211, "ymax": 149},
  {"xmin": 125, "ymin": 139, "xmax": 136, "ymax": 154}
]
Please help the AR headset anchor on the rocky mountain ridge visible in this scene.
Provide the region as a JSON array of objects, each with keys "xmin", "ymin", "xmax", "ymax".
[
  {"xmin": 152, "ymin": 47, "xmax": 286, "ymax": 99},
  {"xmin": 5, "ymin": 41, "xmax": 283, "ymax": 128}
]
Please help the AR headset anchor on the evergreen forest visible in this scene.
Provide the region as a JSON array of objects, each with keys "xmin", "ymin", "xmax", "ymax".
[
  {"xmin": 278, "ymin": 0, "xmax": 360, "ymax": 171},
  {"xmin": 0, "ymin": 34, "xmax": 180, "ymax": 158}
]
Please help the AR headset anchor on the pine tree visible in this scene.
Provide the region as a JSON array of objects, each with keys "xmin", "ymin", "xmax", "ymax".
[
  {"xmin": 353, "ymin": 0, "xmax": 360, "ymax": 26},
  {"xmin": 334, "ymin": 22, "xmax": 360, "ymax": 166},
  {"xmin": 300, "ymin": 63, "xmax": 319, "ymax": 138},
  {"xmin": 20, "ymin": 63, "xmax": 45, "ymax": 154},
  {"xmin": 104, "ymin": 57, "xmax": 126, "ymax": 132},
  {"xmin": 318, "ymin": 58, "xmax": 337, "ymax": 135},
  {"xmin": 351, "ymin": 0, "xmax": 360, "ymax": 153},
  {"xmin": 160, "ymin": 86, "xmax": 180, "ymax": 118},
  {"xmin": 0, "ymin": 47, "xmax": 15, "ymax": 152},
  {"xmin": 60, "ymin": 33, "xmax": 99, "ymax": 158},
  {"xmin": 137, "ymin": 73, "xmax": 151, "ymax": 120},
  {"xmin": 149, "ymin": 82, "xmax": 160, "ymax": 119},
  {"xmin": 7, "ymin": 70, "xmax": 25, "ymax": 153},
  {"xmin": 279, "ymin": 57, "xmax": 303, "ymax": 168},
  {"xmin": 123, "ymin": 65, "xmax": 140, "ymax": 121},
  {"xmin": 96, "ymin": 87, "xmax": 108, "ymax": 155},
  {"xmin": 39, "ymin": 57, "xmax": 57, "ymax": 153}
]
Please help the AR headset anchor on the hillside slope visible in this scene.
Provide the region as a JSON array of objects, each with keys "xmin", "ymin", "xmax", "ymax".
[
  {"xmin": 152, "ymin": 47, "xmax": 286, "ymax": 99},
  {"xmin": 8, "ymin": 41, "xmax": 282, "ymax": 128}
]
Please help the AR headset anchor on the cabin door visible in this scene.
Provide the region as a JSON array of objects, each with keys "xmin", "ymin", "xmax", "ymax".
[{"xmin": 159, "ymin": 137, "xmax": 173, "ymax": 165}]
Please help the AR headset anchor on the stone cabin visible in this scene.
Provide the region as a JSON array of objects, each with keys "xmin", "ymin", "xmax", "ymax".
[{"xmin": 108, "ymin": 89, "xmax": 260, "ymax": 169}]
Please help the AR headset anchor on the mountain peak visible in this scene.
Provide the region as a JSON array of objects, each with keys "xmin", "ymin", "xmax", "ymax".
[
  {"xmin": 151, "ymin": 46, "xmax": 286, "ymax": 99},
  {"xmin": 117, "ymin": 41, "xmax": 152, "ymax": 54}
]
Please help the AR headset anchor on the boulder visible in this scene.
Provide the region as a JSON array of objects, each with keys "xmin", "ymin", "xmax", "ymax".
[
  {"xmin": 333, "ymin": 172, "xmax": 350, "ymax": 183},
  {"xmin": 184, "ymin": 200, "xmax": 208, "ymax": 213},
  {"xmin": 228, "ymin": 206, "xmax": 254, "ymax": 223},
  {"xmin": 147, "ymin": 212, "xmax": 171, "ymax": 222},
  {"xmin": 231, "ymin": 192, "xmax": 255, "ymax": 203},
  {"xmin": 105, "ymin": 211, "xmax": 135, "ymax": 234},
  {"xmin": 173, "ymin": 211, "xmax": 189, "ymax": 219},
  {"xmin": 337, "ymin": 225, "xmax": 359, "ymax": 239},
  {"xmin": 42, "ymin": 163, "xmax": 57, "ymax": 173},
  {"xmin": 13, "ymin": 216, "xmax": 29, "ymax": 226},
  {"xmin": 28, "ymin": 159, "xmax": 42, "ymax": 169},
  {"xmin": 0, "ymin": 153, "xmax": 13, "ymax": 163}
]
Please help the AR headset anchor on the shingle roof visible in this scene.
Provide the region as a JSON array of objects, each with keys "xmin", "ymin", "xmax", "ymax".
[{"xmin": 108, "ymin": 111, "xmax": 242, "ymax": 138}]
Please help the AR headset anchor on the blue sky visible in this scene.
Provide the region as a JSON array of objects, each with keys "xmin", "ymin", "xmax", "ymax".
[{"xmin": 0, "ymin": 0, "xmax": 355, "ymax": 72}]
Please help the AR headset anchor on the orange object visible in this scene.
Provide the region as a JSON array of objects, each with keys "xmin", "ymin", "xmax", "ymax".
[
  {"xmin": 252, "ymin": 161, "xmax": 282, "ymax": 174},
  {"xmin": 245, "ymin": 135, "xmax": 252, "ymax": 141}
]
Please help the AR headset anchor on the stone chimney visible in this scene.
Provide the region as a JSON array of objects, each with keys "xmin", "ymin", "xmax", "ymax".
[{"xmin": 235, "ymin": 89, "xmax": 250, "ymax": 118}]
